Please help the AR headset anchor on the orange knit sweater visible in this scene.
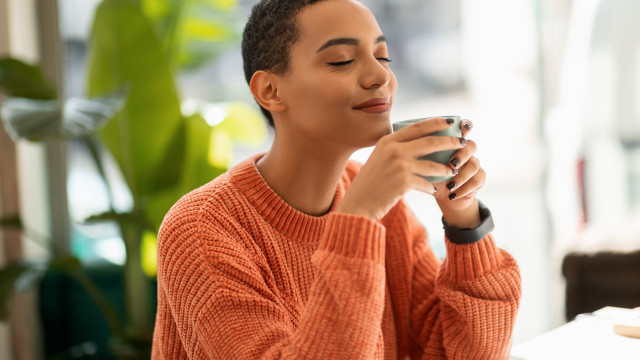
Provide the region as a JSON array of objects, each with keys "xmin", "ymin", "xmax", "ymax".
[{"xmin": 152, "ymin": 154, "xmax": 521, "ymax": 359}]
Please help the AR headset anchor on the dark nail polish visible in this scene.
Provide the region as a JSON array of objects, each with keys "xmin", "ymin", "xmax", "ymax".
[
  {"xmin": 449, "ymin": 193, "xmax": 457, "ymax": 200},
  {"xmin": 459, "ymin": 137, "xmax": 467, "ymax": 146},
  {"xmin": 463, "ymin": 122, "xmax": 472, "ymax": 131},
  {"xmin": 446, "ymin": 118, "xmax": 455, "ymax": 125},
  {"xmin": 452, "ymin": 168, "xmax": 459, "ymax": 175},
  {"xmin": 450, "ymin": 157, "xmax": 460, "ymax": 167},
  {"xmin": 447, "ymin": 181, "xmax": 456, "ymax": 191}
]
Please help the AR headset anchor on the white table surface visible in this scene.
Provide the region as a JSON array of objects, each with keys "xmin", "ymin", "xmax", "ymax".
[{"xmin": 510, "ymin": 307, "xmax": 640, "ymax": 360}]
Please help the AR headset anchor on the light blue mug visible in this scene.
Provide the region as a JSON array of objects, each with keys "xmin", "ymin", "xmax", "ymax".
[{"xmin": 392, "ymin": 115, "xmax": 461, "ymax": 183}]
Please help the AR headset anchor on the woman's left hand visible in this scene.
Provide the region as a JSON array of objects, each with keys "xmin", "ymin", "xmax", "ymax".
[{"xmin": 433, "ymin": 119, "xmax": 486, "ymax": 226}]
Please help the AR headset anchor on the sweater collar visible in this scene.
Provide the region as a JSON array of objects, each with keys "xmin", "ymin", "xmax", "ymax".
[{"xmin": 229, "ymin": 153, "xmax": 347, "ymax": 242}]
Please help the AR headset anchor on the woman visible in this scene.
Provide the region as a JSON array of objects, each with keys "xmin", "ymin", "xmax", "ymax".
[{"xmin": 152, "ymin": 0, "xmax": 521, "ymax": 359}]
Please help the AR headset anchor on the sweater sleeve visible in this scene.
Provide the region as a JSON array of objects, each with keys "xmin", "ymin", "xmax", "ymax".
[
  {"xmin": 404, "ymin": 203, "xmax": 522, "ymax": 359},
  {"xmin": 153, "ymin": 208, "xmax": 388, "ymax": 359}
]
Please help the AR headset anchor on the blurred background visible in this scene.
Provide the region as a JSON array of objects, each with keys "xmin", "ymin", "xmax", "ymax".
[{"xmin": 1, "ymin": 0, "xmax": 639, "ymax": 359}]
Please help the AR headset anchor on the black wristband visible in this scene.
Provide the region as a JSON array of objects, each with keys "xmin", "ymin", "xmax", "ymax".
[{"xmin": 442, "ymin": 200, "xmax": 494, "ymax": 245}]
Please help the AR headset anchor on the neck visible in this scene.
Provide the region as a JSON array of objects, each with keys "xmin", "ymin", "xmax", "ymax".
[{"xmin": 256, "ymin": 131, "xmax": 353, "ymax": 217}]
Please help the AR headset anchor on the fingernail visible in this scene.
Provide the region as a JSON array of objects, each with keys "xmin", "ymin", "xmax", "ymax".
[
  {"xmin": 446, "ymin": 118, "xmax": 455, "ymax": 125},
  {"xmin": 452, "ymin": 168, "xmax": 459, "ymax": 175},
  {"xmin": 447, "ymin": 181, "xmax": 456, "ymax": 191},
  {"xmin": 459, "ymin": 137, "xmax": 467, "ymax": 146},
  {"xmin": 449, "ymin": 193, "xmax": 457, "ymax": 200},
  {"xmin": 463, "ymin": 122, "xmax": 472, "ymax": 131},
  {"xmin": 450, "ymin": 157, "xmax": 460, "ymax": 167}
]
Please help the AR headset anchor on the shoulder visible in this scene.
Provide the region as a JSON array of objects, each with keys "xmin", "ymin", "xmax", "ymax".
[
  {"xmin": 160, "ymin": 171, "xmax": 234, "ymax": 232},
  {"xmin": 157, "ymin": 170, "xmax": 250, "ymax": 259}
]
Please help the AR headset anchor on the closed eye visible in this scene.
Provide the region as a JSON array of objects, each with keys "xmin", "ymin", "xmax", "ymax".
[
  {"xmin": 327, "ymin": 58, "xmax": 392, "ymax": 67},
  {"xmin": 327, "ymin": 60, "xmax": 355, "ymax": 66}
]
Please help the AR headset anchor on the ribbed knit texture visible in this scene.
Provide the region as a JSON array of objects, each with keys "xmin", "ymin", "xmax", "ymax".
[{"xmin": 152, "ymin": 154, "xmax": 521, "ymax": 360}]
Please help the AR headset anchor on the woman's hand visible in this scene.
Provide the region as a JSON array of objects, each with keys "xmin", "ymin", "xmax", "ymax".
[
  {"xmin": 434, "ymin": 119, "xmax": 486, "ymax": 228},
  {"xmin": 336, "ymin": 117, "xmax": 465, "ymax": 221}
]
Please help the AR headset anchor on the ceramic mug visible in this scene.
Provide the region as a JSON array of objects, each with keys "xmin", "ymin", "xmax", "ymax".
[{"xmin": 391, "ymin": 115, "xmax": 461, "ymax": 183}]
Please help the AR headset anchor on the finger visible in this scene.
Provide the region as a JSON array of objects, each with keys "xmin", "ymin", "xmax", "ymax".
[
  {"xmin": 447, "ymin": 168, "xmax": 486, "ymax": 201},
  {"xmin": 413, "ymin": 158, "xmax": 457, "ymax": 178},
  {"xmin": 455, "ymin": 189, "xmax": 480, "ymax": 202},
  {"xmin": 404, "ymin": 135, "xmax": 467, "ymax": 158},
  {"xmin": 461, "ymin": 119, "xmax": 473, "ymax": 138},
  {"xmin": 446, "ymin": 157, "xmax": 481, "ymax": 192},
  {"xmin": 410, "ymin": 175, "xmax": 438, "ymax": 195},
  {"xmin": 391, "ymin": 117, "xmax": 456, "ymax": 142},
  {"xmin": 411, "ymin": 159, "xmax": 455, "ymax": 193},
  {"xmin": 448, "ymin": 139, "xmax": 477, "ymax": 169}
]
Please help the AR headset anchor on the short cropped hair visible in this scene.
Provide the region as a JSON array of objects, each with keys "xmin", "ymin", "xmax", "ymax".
[{"xmin": 242, "ymin": 0, "xmax": 323, "ymax": 127}]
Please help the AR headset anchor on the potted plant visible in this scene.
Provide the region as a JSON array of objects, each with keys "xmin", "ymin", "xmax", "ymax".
[{"xmin": 0, "ymin": 0, "xmax": 266, "ymax": 357}]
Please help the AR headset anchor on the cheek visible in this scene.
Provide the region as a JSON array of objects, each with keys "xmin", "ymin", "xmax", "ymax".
[{"xmin": 289, "ymin": 74, "xmax": 351, "ymax": 114}]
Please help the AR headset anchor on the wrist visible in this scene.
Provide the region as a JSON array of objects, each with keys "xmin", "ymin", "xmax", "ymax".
[
  {"xmin": 335, "ymin": 201, "xmax": 376, "ymax": 221},
  {"xmin": 441, "ymin": 198, "xmax": 481, "ymax": 229}
]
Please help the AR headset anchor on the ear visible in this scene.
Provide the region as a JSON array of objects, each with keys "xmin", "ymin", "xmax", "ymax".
[{"xmin": 249, "ymin": 70, "xmax": 287, "ymax": 113}]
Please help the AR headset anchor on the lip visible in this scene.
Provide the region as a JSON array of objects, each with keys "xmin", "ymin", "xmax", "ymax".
[{"xmin": 353, "ymin": 97, "xmax": 391, "ymax": 113}]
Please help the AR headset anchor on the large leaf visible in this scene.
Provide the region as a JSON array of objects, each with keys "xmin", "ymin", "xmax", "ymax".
[
  {"xmin": 140, "ymin": 230, "xmax": 157, "ymax": 277},
  {"xmin": 0, "ymin": 57, "xmax": 56, "ymax": 100},
  {"xmin": 176, "ymin": 10, "xmax": 240, "ymax": 70},
  {"xmin": 87, "ymin": 0, "xmax": 183, "ymax": 199},
  {"xmin": 1, "ymin": 91, "xmax": 126, "ymax": 141},
  {"xmin": 0, "ymin": 97, "xmax": 60, "ymax": 141},
  {"xmin": 219, "ymin": 102, "xmax": 267, "ymax": 145},
  {"xmin": 83, "ymin": 210, "xmax": 154, "ymax": 232},
  {"xmin": 62, "ymin": 89, "xmax": 127, "ymax": 138},
  {"xmin": 145, "ymin": 113, "xmax": 225, "ymax": 230},
  {"xmin": 141, "ymin": 0, "xmax": 241, "ymax": 71}
]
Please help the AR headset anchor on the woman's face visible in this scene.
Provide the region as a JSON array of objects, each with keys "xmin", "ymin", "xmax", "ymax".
[{"xmin": 276, "ymin": 0, "xmax": 398, "ymax": 151}]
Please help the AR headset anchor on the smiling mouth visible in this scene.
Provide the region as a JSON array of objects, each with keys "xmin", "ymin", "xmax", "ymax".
[{"xmin": 353, "ymin": 97, "xmax": 391, "ymax": 113}]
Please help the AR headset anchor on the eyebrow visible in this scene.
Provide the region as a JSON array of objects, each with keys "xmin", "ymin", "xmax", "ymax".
[{"xmin": 316, "ymin": 35, "xmax": 387, "ymax": 53}]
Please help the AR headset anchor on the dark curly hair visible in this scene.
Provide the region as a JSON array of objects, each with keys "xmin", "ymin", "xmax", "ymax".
[{"xmin": 242, "ymin": 0, "xmax": 324, "ymax": 127}]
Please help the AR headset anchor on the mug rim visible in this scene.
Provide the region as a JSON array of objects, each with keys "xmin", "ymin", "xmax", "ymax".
[{"xmin": 392, "ymin": 115, "xmax": 460, "ymax": 126}]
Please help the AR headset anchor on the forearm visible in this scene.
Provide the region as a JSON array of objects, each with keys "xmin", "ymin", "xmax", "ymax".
[{"xmin": 410, "ymin": 235, "xmax": 522, "ymax": 359}]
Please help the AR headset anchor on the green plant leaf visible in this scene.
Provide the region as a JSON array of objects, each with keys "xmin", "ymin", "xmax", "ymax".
[
  {"xmin": 142, "ymin": 0, "xmax": 242, "ymax": 71},
  {"xmin": 48, "ymin": 255, "xmax": 82, "ymax": 273},
  {"xmin": 198, "ymin": 0, "xmax": 237, "ymax": 11},
  {"xmin": 149, "ymin": 118, "xmax": 185, "ymax": 193},
  {"xmin": 0, "ymin": 57, "xmax": 56, "ymax": 100},
  {"xmin": 1, "ymin": 97, "xmax": 61, "ymax": 141},
  {"xmin": 140, "ymin": 231, "xmax": 157, "ymax": 277},
  {"xmin": 144, "ymin": 113, "xmax": 225, "ymax": 230},
  {"xmin": 87, "ymin": 0, "xmax": 183, "ymax": 200},
  {"xmin": 208, "ymin": 125, "xmax": 232, "ymax": 168},
  {"xmin": 84, "ymin": 210, "xmax": 154, "ymax": 232},
  {"xmin": 1, "ymin": 89, "xmax": 127, "ymax": 142},
  {"xmin": 62, "ymin": 89, "xmax": 128, "ymax": 138},
  {"xmin": 175, "ymin": 10, "xmax": 241, "ymax": 70},
  {"xmin": 220, "ymin": 102, "xmax": 267, "ymax": 145},
  {"xmin": 141, "ymin": 0, "xmax": 170, "ymax": 21}
]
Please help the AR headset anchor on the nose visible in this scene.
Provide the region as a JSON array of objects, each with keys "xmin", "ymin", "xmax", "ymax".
[{"xmin": 360, "ymin": 56, "xmax": 391, "ymax": 89}]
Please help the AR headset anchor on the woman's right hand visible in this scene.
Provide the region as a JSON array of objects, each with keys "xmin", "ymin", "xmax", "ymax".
[{"xmin": 336, "ymin": 117, "xmax": 466, "ymax": 221}]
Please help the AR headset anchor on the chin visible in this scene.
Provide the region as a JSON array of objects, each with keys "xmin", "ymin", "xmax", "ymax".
[{"xmin": 357, "ymin": 124, "xmax": 392, "ymax": 149}]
